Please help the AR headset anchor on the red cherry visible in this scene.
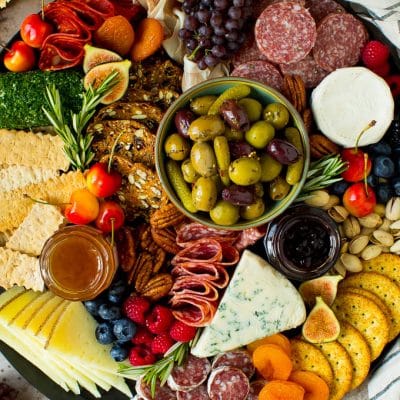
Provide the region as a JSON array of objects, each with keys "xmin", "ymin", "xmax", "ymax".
[
  {"xmin": 86, "ymin": 162, "xmax": 122, "ymax": 198},
  {"xmin": 95, "ymin": 201, "xmax": 125, "ymax": 233},
  {"xmin": 341, "ymin": 148, "xmax": 371, "ymax": 182},
  {"xmin": 343, "ymin": 183, "xmax": 376, "ymax": 218},
  {"xmin": 20, "ymin": 14, "xmax": 53, "ymax": 49},
  {"xmin": 64, "ymin": 189, "xmax": 100, "ymax": 225},
  {"xmin": 3, "ymin": 40, "xmax": 36, "ymax": 72}
]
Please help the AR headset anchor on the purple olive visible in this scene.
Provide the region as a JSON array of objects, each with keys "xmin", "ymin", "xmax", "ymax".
[
  {"xmin": 220, "ymin": 100, "xmax": 250, "ymax": 131},
  {"xmin": 266, "ymin": 138, "xmax": 300, "ymax": 165},
  {"xmin": 228, "ymin": 140, "xmax": 255, "ymax": 159},
  {"xmin": 174, "ymin": 109, "xmax": 195, "ymax": 138},
  {"xmin": 222, "ymin": 185, "xmax": 256, "ymax": 205}
]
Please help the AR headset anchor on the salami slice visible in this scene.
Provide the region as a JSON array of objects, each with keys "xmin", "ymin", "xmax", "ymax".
[
  {"xmin": 234, "ymin": 227, "xmax": 266, "ymax": 252},
  {"xmin": 171, "ymin": 276, "xmax": 220, "ymax": 302},
  {"xmin": 313, "ymin": 13, "xmax": 368, "ymax": 72},
  {"xmin": 135, "ymin": 376, "xmax": 176, "ymax": 400},
  {"xmin": 168, "ymin": 355, "xmax": 211, "ymax": 391},
  {"xmin": 233, "ymin": 33, "xmax": 268, "ymax": 67},
  {"xmin": 305, "ymin": 0, "xmax": 345, "ymax": 22},
  {"xmin": 255, "ymin": 2, "xmax": 316, "ymax": 64},
  {"xmin": 211, "ymin": 350, "xmax": 255, "ymax": 378},
  {"xmin": 247, "ymin": 380, "xmax": 268, "ymax": 399},
  {"xmin": 231, "ymin": 61, "xmax": 284, "ymax": 92},
  {"xmin": 171, "ymin": 297, "xmax": 217, "ymax": 327},
  {"xmin": 253, "ymin": 0, "xmax": 306, "ymax": 18},
  {"xmin": 177, "ymin": 384, "xmax": 210, "ymax": 400},
  {"xmin": 172, "ymin": 239, "xmax": 223, "ymax": 266},
  {"xmin": 207, "ymin": 366, "xmax": 250, "ymax": 400}
]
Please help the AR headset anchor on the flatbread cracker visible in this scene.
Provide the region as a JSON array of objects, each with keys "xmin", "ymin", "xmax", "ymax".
[
  {"xmin": 337, "ymin": 321, "xmax": 371, "ymax": 390},
  {"xmin": 290, "ymin": 338, "xmax": 333, "ymax": 387},
  {"xmin": 362, "ymin": 253, "xmax": 400, "ymax": 287},
  {"xmin": 332, "ymin": 292, "xmax": 389, "ymax": 361},
  {"xmin": 315, "ymin": 341, "xmax": 353, "ymax": 400}
]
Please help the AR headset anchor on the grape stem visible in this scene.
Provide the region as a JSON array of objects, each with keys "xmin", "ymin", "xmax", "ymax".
[{"xmin": 188, "ymin": 45, "xmax": 201, "ymax": 61}]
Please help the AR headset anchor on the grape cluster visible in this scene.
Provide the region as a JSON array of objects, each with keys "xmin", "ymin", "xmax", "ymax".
[{"xmin": 179, "ymin": 0, "xmax": 253, "ymax": 69}]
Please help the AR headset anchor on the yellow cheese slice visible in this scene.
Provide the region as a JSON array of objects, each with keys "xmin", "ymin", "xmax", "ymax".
[
  {"xmin": 0, "ymin": 286, "xmax": 26, "ymax": 309},
  {"xmin": 0, "ymin": 291, "xmax": 40, "ymax": 323}
]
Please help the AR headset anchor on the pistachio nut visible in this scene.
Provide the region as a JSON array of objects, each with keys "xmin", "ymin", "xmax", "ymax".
[
  {"xmin": 338, "ymin": 224, "xmax": 345, "ymax": 238},
  {"xmin": 304, "ymin": 190, "xmax": 330, "ymax": 208},
  {"xmin": 349, "ymin": 235, "xmax": 369, "ymax": 255},
  {"xmin": 389, "ymin": 220, "xmax": 400, "ymax": 236},
  {"xmin": 340, "ymin": 240, "xmax": 349, "ymax": 254},
  {"xmin": 333, "ymin": 259, "xmax": 347, "ymax": 277},
  {"xmin": 385, "ymin": 197, "xmax": 400, "ymax": 220},
  {"xmin": 370, "ymin": 230, "xmax": 394, "ymax": 247},
  {"xmin": 340, "ymin": 253, "xmax": 363, "ymax": 273},
  {"xmin": 360, "ymin": 244, "xmax": 382, "ymax": 261},
  {"xmin": 390, "ymin": 239, "xmax": 400, "ymax": 254},
  {"xmin": 360, "ymin": 226, "xmax": 375, "ymax": 236},
  {"xmin": 380, "ymin": 246, "xmax": 391, "ymax": 253},
  {"xmin": 379, "ymin": 218, "xmax": 392, "ymax": 232},
  {"xmin": 328, "ymin": 205, "xmax": 349, "ymax": 223},
  {"xmin": 358, "ymin": 213, "xmax": 382, "ymax": 228},
  {"xmin": 374, "ymin": 203, "xmax": 386, "ymax": 217},
  {"xmin": 321, "ymin": 195, "xmax": 340, "ymax": 210},
  {"xmin": 343, "ymin": 216, "xmax": 361, "ymax": 239}
]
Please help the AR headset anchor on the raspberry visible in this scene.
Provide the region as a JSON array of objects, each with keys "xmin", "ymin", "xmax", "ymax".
[
  {"xmin": 145, "ymin": 305, "xmax": 174, "ymax": 334},
  {"xmin": 169, "ymin": 320, "xmax": 197, "ymax": 342},
  {"xmin": 361, "ymin": 40, "xmax": 390, "ymax": 69},
  {"xmin": 385, "ymin": 75, "xmax": 400, "ymax": 98},
  {"xmin": 129, "ymin": 345, "xmax": 156, "ymax": 366},
  {"xmin": 151, "ymin": 332, "xmax": 175, "ymax": 355},
  {"xmin": 131, "ymin": 326, "xmax": 154, "ymax": 346},
  {"xmin": 122, "ymin": 296, "xmax": 150, "ymax": 325},
  {"xmin": 371, "ymin": 61, "xmax": 390, "ymax": 78}
]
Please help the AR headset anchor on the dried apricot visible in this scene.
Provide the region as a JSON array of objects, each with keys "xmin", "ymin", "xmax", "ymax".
[{"xmin": 131, "ymin": 18, "xmax": 164, "ymax": 62}]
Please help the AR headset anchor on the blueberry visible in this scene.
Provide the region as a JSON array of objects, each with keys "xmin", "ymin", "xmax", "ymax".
[
  {"xmin": 368, "ymin": 140, "xmax": 392, "ymax": 156},
  {"xmin": 84, "ymin": 298, "xmax": 104, "ymax": 316},
  {"xmin": 98, "ymin": 304, "xmax": 121, "ymax": 321},
  {"xmin": 110, "ymin": 343, "xmax": 129, "ymax": 362},
  {"xmin": 373, "ymin": 156, "xmax": 395, "ymax": 178},
  {"xmin": 113, "ymin": 318, "xmax": 136, "ymax": 342},
  {"xmin": 95, "ymin": 322, "xmax": 115, "ymax": 345},
  {"xmin": 376, "ymin": 184, "xmax": 394, "ymax": 204},
  {"xmin": 107, "ymin": 280, "xmax": 127, "ymax": 305},
  {"xmin": 392, "ymin": 177, "xmax": 400, "ymax": 196},
  {"xmin": 367, "ymin": 174, "xmax": 379, "ymax": 188},
  {"xmin": 331, "ymin": 180, "xmax": 350, "ymax": 196}
]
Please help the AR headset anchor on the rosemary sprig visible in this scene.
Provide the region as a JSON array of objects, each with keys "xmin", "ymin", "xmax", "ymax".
[
  {"xmin": 296, "ymin": 154, "xmax": 347, "ymax": 202},
  {"xmin": 42, "ymin": 71, "xmax": 119, "ymax": 171},
  {"xmin": 118, "ymin": 330, "xmax": 201, "ymax": 398}
]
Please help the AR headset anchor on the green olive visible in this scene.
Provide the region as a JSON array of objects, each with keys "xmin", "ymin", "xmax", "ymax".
[
  {"xmin": 240, "ymin": 197, "xmax": 265, "ymax": 220},
  {"xmin": 188, "ymin": 115, "xmax": 225, "ymax": 142},
  {"xmin": 192, "ymin": 177, "xmax": 218, "ymax": 211},
  {"xmin": 181, "ymin": 159, "xmax": 199, "ymax": 183},
  {"xmin": 164, "ymin": 133, "xmax": 190, "ymax": 160},
  {"xmin": 209, "ymin": 200, "xmax": 240, "ymax": 226},
  {"xmin": 260, "ymin": 154, "xmax": 283, "ymax": 182},
  {"xmin": 238, "ymin": 98, "xmax": 262, "ymax": 122},
  {"xmin": 225, "ymin": 126, "xmax": 244, "ymax": 141},
  {"xmin": 269, "ymin": 176, "xmax": 291, "ymax": 200},
  {"xmin": 228, "ymin": 157, "xmax": 262, "ymax": 186},
  {"xmin": 190, "ymin": 95, "xmax": 218, "ymax": 115},
  {"xmin": 245, "ymin": 121, "xmax": 275, "ymax": 149},
  {"xmin": 263, "ymin": 103, "xmax": 290, "ymax": 130},
  {"xmin": 190, "ymin": 142, "xmax": 217, "ymax": 177}
]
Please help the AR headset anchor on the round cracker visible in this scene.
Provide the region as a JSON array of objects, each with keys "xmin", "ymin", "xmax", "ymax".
[
  {"xmin": 315, "ymin": 341, "xmax": 353, "ymax": 400},
  {"xmin": 340, "ymin": 273, "xmax": 400, "ymax": 341},
  {"xmin": 290, "ymin": 338, "xmax": 333, "ymax": 387},
  {"xmin": 362, "ymin": 253, "xmax": 400, "ymax": 287},
  {"xmin": 332, "ymin": 292, "xmax": 389, "ymax": 361},
  {"xmin": 337, "ymin": 321, "xmax": 371, "ymax": 390}
]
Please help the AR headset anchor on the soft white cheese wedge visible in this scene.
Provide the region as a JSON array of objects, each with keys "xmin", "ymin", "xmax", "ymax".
[
  {"xmin": 311, "ymin": 67, "xmax": 394, "ymax": 148},
  {"xmin": 191, "ymin": 250, "xmax": 306, "ymax": 358}
]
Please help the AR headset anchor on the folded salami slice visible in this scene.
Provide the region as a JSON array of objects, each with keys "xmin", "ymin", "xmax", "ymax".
[
  {"xmin": 234, "ymin": 227, "xmax": 266, "ymax": 252},
  {"xmin": 168, "ymin": 355, "xmax": 211, "ymax": 391},
  {"xmin": 170, "ymin": 297, "xmax": 218, "ymax": 327},
  {"xmin": 172, "ymin": 239, "xmax": 223, "ymax": 266},
  {"xmin": 211, "ymin": 350, "xmax": 255, "ymax": 379},
  {"xmin": 135, "ymin": 376, "xmax": 176, "ymax": 400},
  {"xmin": 170, "ymin": 276, "xmax": 220, "ymax": 302},
  {"xmin": 177, "ymin": 384, "xmax": 210, "ymax": 400},
  {"xmin": 207, "ymin": 366, "xmax": 250, "ymax": 400}
]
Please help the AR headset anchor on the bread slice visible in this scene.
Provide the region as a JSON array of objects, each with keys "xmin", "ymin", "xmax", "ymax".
[
  {"xmin": 0, "ymin": 171, "xmax": 86, "ymax": 231},
  {"xmin": 0, "ymin": 247, "xmax": 44, "ymax": 291},
  {"xmin": 7, "ymin": 204, "xmax": 65, "ymax": 256},
  {"xmin": 0, "ymin": 129, "xmax": 69, "ymax": 171}
]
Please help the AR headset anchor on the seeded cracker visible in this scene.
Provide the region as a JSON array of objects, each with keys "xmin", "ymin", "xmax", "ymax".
[{"xmin": 362, "ymin": 253, "xmax": 400, "ymax": 287}]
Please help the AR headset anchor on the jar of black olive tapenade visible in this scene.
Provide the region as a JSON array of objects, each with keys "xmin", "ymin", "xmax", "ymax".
[{"xmin": 263, "ymin": 204, "xmax": 341, "ymax": 281}]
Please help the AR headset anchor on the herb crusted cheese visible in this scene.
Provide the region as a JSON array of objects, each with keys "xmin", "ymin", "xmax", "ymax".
[{"xmin": 191, "ymin": 250, "xmax": 306, "ymax": 357}]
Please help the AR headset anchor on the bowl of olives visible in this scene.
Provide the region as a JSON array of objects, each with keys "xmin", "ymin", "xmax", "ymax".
[{"xmin": 155, "ymin": 77, "xmax": 310, "ymax": 230}]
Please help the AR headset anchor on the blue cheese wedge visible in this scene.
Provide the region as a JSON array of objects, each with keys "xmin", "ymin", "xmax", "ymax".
[{"xmin": 191, "ymin": 250, "xmax": 306, "ymax": 357}]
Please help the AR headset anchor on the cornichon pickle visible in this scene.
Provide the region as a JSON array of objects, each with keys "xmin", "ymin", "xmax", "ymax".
[
  {"xmin": 188, "ymin": 115, "xmax": 225, "ymax": 142},
  {"xmin": 190, "ymin": 142, "xmax": 217, "ymax": 177},
  {"xmin": 260, "ymin": 154, "xmax": 282, "ymax": 182},
  {"xmin": 190, "ymin": 95, "xmax": 217, "ymax": 115},
  {"xmin": 181, "ymin": 159, "xmax": 199, "ymax": 183},
  {"xmin": 192, "ymin": 177, "xmax": 218, "ymax": 211},
  {"xmin": 166, "ymin": 160, "xmax": 197, "ymax": 213},
  {"xmin": 285, "ymin": 127, "xmax": 304, "ymax": 185},
  {"xmin": 214, "ymin": 136, "xmax": 231, "ymax": 186},
  {"xmin": 238, "ymin": 98, "xmax": 262, "ymax": 122},
  {"xmin": 269, "ymin": 176, "xmax": 291, "ymax": 201},
  {"xmin": 208, "ymin": 84, "xmax": 251, "ymax": 115}
]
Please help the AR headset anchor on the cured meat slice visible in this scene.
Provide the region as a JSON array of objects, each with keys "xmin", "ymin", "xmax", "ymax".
[
  {"xmin": 305, "ymin": 0, "xmax": 345, "ymax": 22},
  {"xmin": 279, "ymin": 55, "xmax": 329, "ymax": 88},
  {"xmin": 231, "ymin": 61, "xmax": 284, "ymax": 92},
  {"xmin": 219, "ymin": 242, "xmax": 240, "ymax": 266},
  {"xmin": 234, "ymin": 227, "xmax": 266, "ymax": 252},
  {"xmin": 172, "ymin": 239, "xmax": 223, "ymax": 266},
  {"xmin": 253, "ymin": 0, "xmax": 306, "ymax": 18},
  {"xmin": 135, "ymin": 376, "xmax": 176, "ymax": 400},
  {"xmin": 255, "ymin": 2, "xmax": 316, "ymax": 64},
  {"xmin": 177, "ymin": 384, "xmax": 210, "ymax": 400},
  {"xmin": 247, "ymin": 380, "xmax": 268, "ymax": 399},
  {"xmin": 211, "ymin": 350, "xmax": 255, "ymax": 378},
  {"xmin": 233, "ymin": 33, "xmax": 268, "ymax": 67},
  {"xmin": 207, "ymin": 366, "xmax": 250, "ymax": 400},
  {"xmin": 171, "ymin": 276, "xmax": 220, "ymax": 302},
  {"xmin": 168, "ymin": 355, "xmax": 211, "ymax": 391},
  {"xmin": 171, "ymin": 297, "xmax": 218, "ymax": 327},
  {"xmin": 313, "ymin": 13, "xmax": 368, "ymax": 72}
]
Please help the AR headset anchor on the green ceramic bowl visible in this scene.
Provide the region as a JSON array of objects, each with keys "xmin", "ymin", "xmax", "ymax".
[{"xmin": 155, "ymin": 77, "xmax": 310, "ymax": 230}]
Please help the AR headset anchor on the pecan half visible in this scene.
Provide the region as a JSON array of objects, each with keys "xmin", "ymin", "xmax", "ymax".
[
  {"xmin": 115, "ymin": 227, "xmax": 137, "ymax": 272},
  {"xmin": 151, "ymin": 226, "xmax": 181, "ymax": 255},
  {"xmin": 283, "ymin": 75, "xmax": 307, "ymax": 113},
  {"xmin": 302, "ymin": 108, "xmax": 313, "ymax": 133},
  {"xmin": 140, "ymin": 273, "xmax": 173, "ymax": 301},
  {"xmin": 150, "ymin": 202, "xmax": 186, "ymax": 229},
  {"xmin": 152, "ymin": 246, "xmax": 167, "ymax": 274},
  {"xmin": 137, "ymin": 223, "xmax": 153, "ymax": 250},
  {"xmin": 309, "ymin": 134, "xmax": 340, "ymax": 159},
  {"xmin": 128, "ymin": 251, "xmax": 153, "ymax": 290}
]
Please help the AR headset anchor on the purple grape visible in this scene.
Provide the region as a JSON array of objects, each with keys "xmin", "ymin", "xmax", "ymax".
[
  {"xmin": 204, "ymin": 54, "xmax": 219, "ymax": 67},
  {"xmin": 214, "ymin": 0, "xmax": 229, "ymax": 9},
  {"xmin": 201, "ymin": 0, "xmax": 212, "ymax": 5},
  {"xmin": 210, "ymin": 13, "xmax": 223, "ymax": 28},
  {"xmin": 227, "ymin": 41, "xmax": 240, "ymax": 51},
  {"xmin": 225, "ymin": 30, "xmax": 239, "ymax": 42},
  {"xmin": 198, "ymin": 25, "xmax": 213, "ymax": 37},
  {"xmin": 233, "ymin": 0, "xmax": 245, "ymax": 6},
  {"xmin": 214, "ymin": 26, "xmax": 227, "ymax": 36},
  {"xmin": 183, "ymin": 0, "xmax": 197, "ymax": 7},
  {"xmin": 186, "ymin": 38, "xmax": 198, "ymax": 51},
  {"xmin": 226, "ymin": 19, "xmax": 240, "ymax": 31},
  {"xmin": 197, "ymin": 9, "xmax": 211, "ymax": 23},
  {"xmin": 184, "ymin": 15, "xmax": 199, "ymax": 31},
  {"xmin": 222, "ymin": 185, "xmax": 256, "ymax": 206},
  {"xmin": 197, "ymin": 59, "xmax": 208, "ymax": 70},
  {"xmin": 245, "ymin": 0, "xmax": 253, "ymax": 5},
  {"xmin": 179, "ymin": 29, "xmax": 192, "ymax": 40},
  {"xmin": 266, "ymin": 139, "xmax": 300, "ymax": 165},
  {"xmin": 228, "ymin": 7, "xmax": 242, "ymax": 20},
  {"xmin": 199, "ymin": 37, "xmax": 212, "ymax": 48},
  {"xmin": 211, "ymin": 44, "xmax": 227, "ymax": 58},
  {"xmin": 212, "ymin": 35, "xmax": 225, "ymax": 45}
]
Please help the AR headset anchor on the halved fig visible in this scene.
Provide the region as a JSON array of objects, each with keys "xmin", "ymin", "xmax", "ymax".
[
  {"xmin": 83, "ymin": 44, "xmax": 122, "ymax": 73},
  {"xmin": 298, "ymin": 275, "xmax": 343, "ymax": 307}
]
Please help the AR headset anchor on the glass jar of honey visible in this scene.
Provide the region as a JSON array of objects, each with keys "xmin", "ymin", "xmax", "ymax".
[{"xmin": 39, "ymin": 225, "xmax": 117, "ymax": 301}]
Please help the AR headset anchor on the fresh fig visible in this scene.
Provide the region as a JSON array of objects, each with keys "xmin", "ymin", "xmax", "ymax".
[
  {"xmin": 302, "ymin": 296, "xmax": 340, "ymax": 344},
  {"xmin": 298, "ymin": 275, "xmax": 343, "ymax": 307},
  {"xmin": 83, "ymin": 44, "xmax": 122, "ymax": 74},
  {"xmin": 84, "ymin": 60, "xmax": 131, "ymax": 105}
]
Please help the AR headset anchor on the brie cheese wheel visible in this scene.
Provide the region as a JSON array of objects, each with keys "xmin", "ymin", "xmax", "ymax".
[{"xmin": 311, "ymin": 67, "xmax": 394, "ymax": 148}]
